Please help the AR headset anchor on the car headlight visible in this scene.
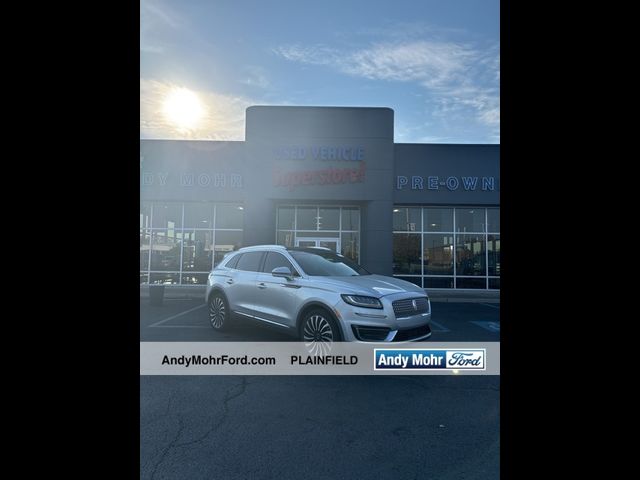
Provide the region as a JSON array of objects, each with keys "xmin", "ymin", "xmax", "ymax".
[{"xmin": 341, "ymin": 294, "xmax": 383, "ymax": 309}]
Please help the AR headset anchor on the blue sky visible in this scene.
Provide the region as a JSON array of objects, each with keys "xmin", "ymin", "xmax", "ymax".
[{"xmin": 140, "ymin": 0, "xmax": 499, "ymax": 143}]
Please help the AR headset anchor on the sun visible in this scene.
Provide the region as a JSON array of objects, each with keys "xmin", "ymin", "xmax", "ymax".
[{"xmin": 162, "ymin": 87, "xmax": 204, "ymax": 130}]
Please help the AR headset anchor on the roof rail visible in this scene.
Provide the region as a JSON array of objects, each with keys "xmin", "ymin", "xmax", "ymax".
[{"xmin": 238, "ymin": 244, "xmax": 286, "ymax": 251}]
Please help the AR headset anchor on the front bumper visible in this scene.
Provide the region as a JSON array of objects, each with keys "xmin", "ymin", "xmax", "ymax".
[{"xmin": 334, "ymin": 294, "xmax": 432, "ymax": 342}]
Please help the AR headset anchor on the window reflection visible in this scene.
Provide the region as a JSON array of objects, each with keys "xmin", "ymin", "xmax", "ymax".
[
  {"xmin": 393, "ymin": 234, "xmax": 421, "ymax": 275},
  {"xmin": 140, "ymin": 202, "xmax": 152, "ymax": 229},
  {"xmin": 184, "ymin": 203, "xmax": 213, "ymax": 228},
  {"xmin": 140, "ymin": 202, "xmax": 245, "ymax": 284},
  {"xmin": 152, "ymin": 202, "xmax": 182, "ymax": 229},
  {"xmin": 424, "ymin": 208, "xmax": 453, "ymax": 232},
  {"xmin": 456, "ymin": 278, "xmax": 487, "ymax": 289},
  {"xmin": 423, "ymin": 234, "xmax": 454, "ymax": 275},
  {"xmin": 341, "ymin": 232, "xmax": 359, "ymax": 261},
  {"xmin": 182, "ymin": 230, "xmax": 214, "ymax": 271},
  {"xmin": 487, "ymin": 209, "xmax": 500, "ymax": 233},
  {"xmin": 341, "ymin": 208, "xmax": 360, "ymax": 231},
  {"xmin": 296, "ymin": 207, "xmax": 317, "ymax": 230},
  {"xmin": 393, "ymin": 206, "xmax": 500, "ymax": 289},
  {"xmin": 150, "ymin": 272, "xmax": 179, "ymax": 285},
  {"xmin": 150, "ymin": 231, "xmax": 181, "ymax": 271},
  {"xmin": 455, "ymin": 208, "xmax": 485, "ymax": 233},
  {"xmin": 277, "ymin": 207, "xmax": 295, "ymax": 230},
  {"xmin": 393, "ymin": 207, "xmax": 421, "ymax": 232},
  {"xmin": 318, "ymin": 208, "xmax": 340, "ymax": 230},
  {"xmin": 216, "ymin": 204, "xmax": 244, "ymax": 229},
  {"xmin": 140, "ymin": 230, "xmax": 150, "ymax": 270},
  {"xmin": 488, "ymin": 235, "xmax": 500, "ymax": 276},
  {"xmin": 455, "ymin": 234, "xmax": 486, "ymax": 276},
  {"xmin": 214, "ymin": 231, "xmax": 243, "ymax": 266}
]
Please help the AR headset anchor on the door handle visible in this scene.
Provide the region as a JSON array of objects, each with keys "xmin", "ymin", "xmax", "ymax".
[
  {"xmin": 257, "ymin": 282, "xmax": 267, "ymax": 289},
  {"xmin": 226, "ymin": 279, "xmax": 234, "ymax": 284}
]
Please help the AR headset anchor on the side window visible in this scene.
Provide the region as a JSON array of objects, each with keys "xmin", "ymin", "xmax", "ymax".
[
  {"xmin": 262, "ymin": 252, "xmax": 298, "ymax": 276},
  {"xmin": 235, "ymin": 251, "xmax": 264, "ymax": 272},
  {"xmin": 225, "ymin": 254, "xmax": 240, "ymax": 269}
]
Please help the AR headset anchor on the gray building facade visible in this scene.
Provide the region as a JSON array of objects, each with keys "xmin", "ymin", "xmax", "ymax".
[{"xmin": 140, "ymin": 106, "xmax": 500, "ymax": 290}]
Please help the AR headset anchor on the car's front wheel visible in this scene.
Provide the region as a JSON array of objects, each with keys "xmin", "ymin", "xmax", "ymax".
[
  {"xmin": 300, "ymin": 309, "xmax": 341, "ymax": 354},
  {"xmin": 208, "ymin": 293, "xmax": 230, "ymax": 331}
]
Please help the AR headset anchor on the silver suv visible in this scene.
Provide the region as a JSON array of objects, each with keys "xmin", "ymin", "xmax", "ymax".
[{"xmin": 206, "ymin": 245, "xmax": 431, "ymax": 347}]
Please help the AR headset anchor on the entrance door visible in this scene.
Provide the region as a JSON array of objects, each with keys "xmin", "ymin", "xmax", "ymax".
[{"xmin": 295, "ymin": 238, "xmax": 341, "ymax": 253}]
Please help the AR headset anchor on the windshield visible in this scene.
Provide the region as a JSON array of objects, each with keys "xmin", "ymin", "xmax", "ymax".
[{"xmin": 288, "ymin": 249, "xmax": 370, "ymax": 276}]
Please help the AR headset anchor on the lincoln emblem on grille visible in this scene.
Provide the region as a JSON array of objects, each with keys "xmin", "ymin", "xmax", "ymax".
[{"xmin": 412, "ymin": 300, "xmax": 417, "ymax": 310}]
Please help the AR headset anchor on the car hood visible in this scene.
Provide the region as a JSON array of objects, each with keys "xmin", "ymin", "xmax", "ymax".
[{"xmin": 312, "ymin": 274, "xmax": 425, "ymax": 298}]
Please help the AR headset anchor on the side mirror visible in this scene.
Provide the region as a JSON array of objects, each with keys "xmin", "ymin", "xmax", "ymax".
[{"xmin": 272, "ymin": 266, "xmax": 294, "ymax": 280}]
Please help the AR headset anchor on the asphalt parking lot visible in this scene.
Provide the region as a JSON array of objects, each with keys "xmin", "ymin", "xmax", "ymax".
[
  {"xmin": 140, "ymin": 299, "xmax": 500, "ymax": 342},
  {"xmin": 141, "ymin": 300, "xmax": 500, "ymax": 479}
]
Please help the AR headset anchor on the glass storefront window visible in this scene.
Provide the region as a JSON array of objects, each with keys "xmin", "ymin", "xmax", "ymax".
[
  {"xmin": 455, "ymin": 208, "xmax": 485, "ymax": 233},
  {"xmin": 184, "ymin": 202, "xmax": 213, "ymax": 228},
  {"xmin": 182, "ymin": 230, "xmax": 214, "ymax": 271},
  {"xmin": 277, "ymin": 206, "xmax": 360, "ymax": 262},
  {"xmin": 487, "ymin": 208, "xmax": 500, "ymax": 233},
  {"xmin": 277, "ymin": 231, "xmax": 295, "ymax": 248},
  {"xmin": 318, "ymin": 207, "xmax": 340, "ymax": 230},
  {"xmin": 152, "ymin": 202, "xmax": 182, "ymax": 229},
  {"xmin": 423, "ymin": 234, "xmax": 454, "ymax": 275},
  {"xmin": 141, "ymin": 201, "xmax": 244, "ymax": 284},
  {"xmin": 140, "ymin": 202, "xmax": 152, "ymax": 229},
  {"xmin": 181, "ymin": 273, "xmax": 209, "ymax": 285},
  {"xmin": 277, "ymin": 207, "xmax": 295, "ymax": 230},
  {"xmin": 214, "ymin": 230, "xmax": 243, "ymax": 266},
  {"xmin": 456, "ymin": 234, "xmax": 486, "ymax": 276},
  {"xmin": 341, "ymin": 207, "xmax": 360, "ymax": 231},
  {"xmin": 456, "ymin": 278, "xmax": 487, "ymax": 289},
  {"xmin": 340, "ymin": 232, "xmax": 359, "ymax": 262},
  {"xmin": 393, "ymin": 207, "xmax": 421, "ymax": 232},
  {"xmin": 296, "ymin": 207, "xmax": 318, "ymax": 230},
  {"xmin": 393, "ymin": 233, "xmax": 421, "ymax": 275},
  {"xmin": 424, "ymin": 208, "xmax": 453, "ymax": 232},
  {"xmin": 150, "ymin": 230, "xmax": 182, "ymax": 271},
  {"xmin": 392, "ymin": 206, "xmax": 499, "ymax": 289},
  {"xmin": 149, "ymin": 272, "xmax": 179, "ymax": 285},
  {"xmin": 488, "ymin": 235, "xmax": 500, "ymax": 276},
  {"xmin": 396, "ymin": 276, "xmax": 423, "ymax": 288},
  {"xmin": 216, "ymin": 204, "xmax": 244, "ymax": 229},
  {"xmin": 140, "ymin": 230, "xmax": 150, "ymax": 270},
  {"xmin": 424, "ymin": 277, "xmax": 454, "ymax": 289}
]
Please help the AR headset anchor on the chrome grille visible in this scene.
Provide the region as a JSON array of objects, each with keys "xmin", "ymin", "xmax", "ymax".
[{"xmin": 392, "ymin": 297, "xmax": 430, "ymax": 317}]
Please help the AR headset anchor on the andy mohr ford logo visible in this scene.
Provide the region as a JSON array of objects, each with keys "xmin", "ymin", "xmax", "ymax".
[{"xmin": 374, "ymin": 349, "xmax": 486, "ymax": 370}]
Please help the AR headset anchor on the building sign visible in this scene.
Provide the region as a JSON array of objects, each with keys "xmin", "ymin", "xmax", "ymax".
[
  {"xmin": 142, "ymin": 172, "xmax": 243, "ymax": 188},
  {"xmin": 273, "ymin": 162, "xmax": 366, "ymax": 191},
  {"xmin": 272, "ymin": 145, "xmax": 367, "ymax": 190},
  {"xmin": 273, "ymin": 145, "xmax": 364, "ymax": 161},
  {"xmin": 396, "ymin": 175, "xmax": 496, "ymax": 191}
]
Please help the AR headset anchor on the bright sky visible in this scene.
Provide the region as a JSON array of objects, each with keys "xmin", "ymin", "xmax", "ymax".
[{"xmin": 140, "ymin": 0, "xmax": 499, "ymax": 143}]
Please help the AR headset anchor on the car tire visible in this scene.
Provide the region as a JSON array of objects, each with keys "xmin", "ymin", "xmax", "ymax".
[
  {"xmin": 208, "ymin": 292, "xmax": 230, "ymax": 331},
  {"xmin": 300, "ymin": 308, "xmax": 342, "ymax": 354}
]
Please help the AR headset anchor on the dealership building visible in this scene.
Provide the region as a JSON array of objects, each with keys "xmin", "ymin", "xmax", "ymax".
[{"xmin": 140, "ymin": 106, "xmax": 499, "ymax": 290}]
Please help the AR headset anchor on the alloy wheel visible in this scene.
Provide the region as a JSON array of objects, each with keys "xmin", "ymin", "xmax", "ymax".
[
  {"xmin": 303, "ymin": 314, "xmax": 334, "ymax": 355},
  {"xmin": 209, "ymin": 296, "xmax": 226, "ymax": 329}
]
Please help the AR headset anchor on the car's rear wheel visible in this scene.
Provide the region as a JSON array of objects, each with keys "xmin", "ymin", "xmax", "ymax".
[
  {"xmin": 300, "ymin": 309, "xmax": 341, "ymax": 354},
  {"xmin": 208, "ymin": 292, "xmax": 229, "ymax": 331}
]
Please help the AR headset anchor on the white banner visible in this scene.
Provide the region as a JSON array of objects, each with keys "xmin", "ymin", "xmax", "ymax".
[{"xmin": 140, "ymin": 342, "xmax": 500, "ymax": 375}]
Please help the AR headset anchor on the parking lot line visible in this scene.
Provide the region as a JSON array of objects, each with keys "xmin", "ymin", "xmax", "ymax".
[
  {"xmin": 429, "ymin": 320, "xmax": 450, "ymax": 332},
  {"xmin": 480, "ymin": 303, "xmax": 500, "ymax": 309},
  {"xmin": 469, "ymin": 321, "xmax": 501, "ymax": 332},
  {"xmin": 148, "ymin": 304, "xmax": 206, "ymax": 328}
]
